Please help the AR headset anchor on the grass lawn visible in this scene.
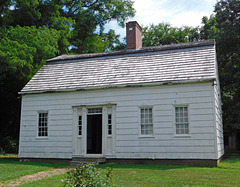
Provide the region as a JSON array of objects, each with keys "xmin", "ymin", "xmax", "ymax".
[
  {"xmin": 19, "ymin": 174, "xmax": 66, "ymax": 187},
  {"xmin": 0, "ymin": 160, "xmax": 68, "ymax": 184},
  {"xmin": 99, "ymin": 160, "xmax": 240, "ymax": 187},
  {"xmin": 19, "ymin": 158, "xmax": 240, "ymax": 187},
  {"xmin": 218, "ymin": 157, "xmax": 240, "ymax": 169}
]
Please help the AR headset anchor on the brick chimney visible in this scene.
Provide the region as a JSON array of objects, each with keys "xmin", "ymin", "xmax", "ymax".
[{"xmin": 126, "ymin": 21, "xmax": 142, "ymax": 50}]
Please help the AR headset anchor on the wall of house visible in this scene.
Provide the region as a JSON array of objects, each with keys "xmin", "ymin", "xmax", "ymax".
[
  {"xmin": 19, "ymin": 82, "xmax": 219, "ymax": 159},
  {"xmin": 213, "ymin": 81, "xmax": 224, "ymax": 159},
  {"xmin": 213, "ymin": 46, "xmax": 224, "ymax": 159}
]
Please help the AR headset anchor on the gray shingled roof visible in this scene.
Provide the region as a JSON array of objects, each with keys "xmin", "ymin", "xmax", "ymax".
[{"xmin": 20, "ymin": 40, "xmax": 217, "ymax": 94}]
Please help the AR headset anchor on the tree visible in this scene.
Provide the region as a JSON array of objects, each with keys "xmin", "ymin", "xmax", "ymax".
[
  {"xmin": 201, "ymin": 0, "xmax": 240, "ymax": 138},
  {"xmin": 142, "ymin": 23, "xmax": 200, "ymax": 47},
  {"xmin": 200, "ymin": 15, "xmax": 219, "ymax": 40},
  {"xmin": 2, "ymin": 0, "xmax": 135, "ymax": 53},
  {"xmin": 0, "ymin": 0, "xmax": 13, "ymax": 26},
  {"xmin": 0, "ymin": 26, "xmax": 61, "ymax": 145},
  {"xmin": 103, "ymin": 29, "xmax": 125, "ymax": 51},
  {"xmin": 66, "ymin": 0, "xmax": 135, "ymax": 53}
]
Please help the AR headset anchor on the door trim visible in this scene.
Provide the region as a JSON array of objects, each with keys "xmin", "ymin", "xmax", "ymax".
[{"xmin": 72, "ymin": 104, "xmax": 116, "ymax": 157}]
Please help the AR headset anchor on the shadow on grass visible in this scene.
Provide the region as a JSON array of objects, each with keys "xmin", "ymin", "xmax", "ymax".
[
  {"xmin": 99, "ymin": 157, "xmax": 240, "ymax": 170},
  {"xmin": 221, "ymin": 157, "xmax": 240, "ymax": 163},
  {"xmin": 98, "ymin": 163, "xmax": 200, "ymax": 170}
]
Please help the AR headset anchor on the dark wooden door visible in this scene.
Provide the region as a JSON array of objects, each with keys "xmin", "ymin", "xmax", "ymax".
[{"xmin": 87, "ymin": 114, "xmax": 102, "ymax": 154}]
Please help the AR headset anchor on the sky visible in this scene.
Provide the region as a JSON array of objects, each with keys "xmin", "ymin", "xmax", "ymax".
[{"xmin": 105, "ymin": 0, "xmax": 218, "ymax": 38}]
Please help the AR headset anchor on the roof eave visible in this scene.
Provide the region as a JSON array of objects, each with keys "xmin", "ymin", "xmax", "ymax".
[{"xmin": 18, "ymin": 78, "xmax": 216, "ymax": 95}]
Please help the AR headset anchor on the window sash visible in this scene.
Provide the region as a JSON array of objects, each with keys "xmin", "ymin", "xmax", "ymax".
[
  {"xmin": 175, "ymin": 106, "xmax": 189, "ymax": 135},
  {"xmin": 140, "ymin": 108, "xmax": 153, "ymax": 135},
  {"xmin": 108, "ymin": 114, "xmax": 112, "ymax": 135},
  {"xmin": 38, "ymin": 112, "xmax": 48, "ymax": 137},
  {"xmin": 78, "ymin": 116, "xmax": 82, "ymax": 136}
]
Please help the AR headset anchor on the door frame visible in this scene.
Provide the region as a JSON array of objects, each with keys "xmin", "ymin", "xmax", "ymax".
[{"xmin": 72, "ymin": 104, "xmax": 116, "ymax": 157}]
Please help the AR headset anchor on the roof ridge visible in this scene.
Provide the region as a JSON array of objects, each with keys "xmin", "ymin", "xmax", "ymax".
[{"xmin": 47, "ymin": 39, "xmax": 215, "ymax": 62}]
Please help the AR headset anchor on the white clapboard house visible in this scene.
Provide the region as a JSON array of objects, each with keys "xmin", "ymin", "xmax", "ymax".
[{"xmin": 18, "ymin": 21, "xmax": 224, "ymax": 166}]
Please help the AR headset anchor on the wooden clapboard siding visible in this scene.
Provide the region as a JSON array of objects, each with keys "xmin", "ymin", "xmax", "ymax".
[
  {"xmin": 19, "ymin": 82, "xmax": 218, "ymax": 159},
  {"xmin": 213, "ymin": 80, "xmax": 224, "ymax": 159}
]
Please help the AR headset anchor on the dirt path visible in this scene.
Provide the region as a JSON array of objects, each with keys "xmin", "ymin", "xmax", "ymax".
[{"xmin": 0, "ymin": 168, "xmax": 67, "ymax": 187}]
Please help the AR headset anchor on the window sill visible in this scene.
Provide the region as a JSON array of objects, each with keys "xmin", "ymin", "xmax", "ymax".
[{"xmin": 173, "ymin": 135, "xmax": 191, "ymax": 138}]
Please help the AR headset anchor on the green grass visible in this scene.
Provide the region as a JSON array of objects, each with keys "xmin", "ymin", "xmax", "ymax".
[
  {"xmin": 2, "ymin": 158, "xmax": 240, "ymax": 187},
  {"xmin": 218, "ymin": 158, "xmax": 240, "ymax": 169},
  {"xmin": 20, "ymin": 158, "xmax": 240, "ymax": 187},
  {"xmin": 0, "ymin": 161, "xmax": 68, "ymax": 183},
  {"xmin": 98, "ymin": 158, "xmax": 240, "ymax": 187}
]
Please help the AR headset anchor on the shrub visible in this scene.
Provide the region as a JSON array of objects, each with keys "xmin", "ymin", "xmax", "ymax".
[
  {"xmin": 0, "ymin": 136, "xmax": 18, "ymax": 153},
  {"xmin": 62, "ymin": 163, "xmax": 114, "ymax": 187}
]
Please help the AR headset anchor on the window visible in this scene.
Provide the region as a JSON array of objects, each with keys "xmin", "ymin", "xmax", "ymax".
[
  {"xmin": 175, "ymin": 106, "xmax": 189, "ymax": 134},
  {"xmin": 88, "ymin": 108, "xmax": 102, "ymax": 114},
  {"xmin": 38, "ymin": 112, "xmax": 48, "ymax": 136},
  {"xmin": 108, "ymin": 114, "xmax": 112, "ymax": 135},
  {"xmin": 140, "ymin": 108, "xmax": 153, "ymax": 135},
  {"xmin": 78, "ymin": 116, "xmax": 82, "ymax": 136}
]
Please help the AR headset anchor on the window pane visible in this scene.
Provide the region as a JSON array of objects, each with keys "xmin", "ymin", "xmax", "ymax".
[
  {"xmin": 108, "ymin": 114, "xmax": 112, "ymax": 124},
  {"xmin": 175, "ymin": 107, "xmax": 179, "ymax": 112},
  {"xmin": 144, "ymin": 117, "xmax": 148, "ymax": 124},
  {"xmin": 176, "ymin": 118, "xmax": 179, "ymax": 123}
]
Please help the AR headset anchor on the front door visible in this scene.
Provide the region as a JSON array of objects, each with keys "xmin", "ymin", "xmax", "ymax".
[
  {"xmin": 87, "ymin": 114, "xmax": 102, "ymax": 154},
  {"xmin": 72, "ymin": 106, "xmax": 115, "ymax": 156}
]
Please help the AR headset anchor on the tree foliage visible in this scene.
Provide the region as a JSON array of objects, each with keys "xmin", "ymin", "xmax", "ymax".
[
  {"xmin": 1, "ymin": 0, "xmax": 135, "ymax": 53},
  {"xmin": 0, "ymin": 25, "xmax": 62, "ymax": 141},
  {"xmin": 142, "ymin": 23, "xmax": 200, "ymax": 47},
  {"xmin": 201, "ymin": 0, "xmax": 240, "ymax": 132}
]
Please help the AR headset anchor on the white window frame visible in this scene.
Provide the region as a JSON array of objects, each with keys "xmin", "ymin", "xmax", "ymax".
[
  {"xmin": 139, "ymin": 107, "xmax": 154, "ymax": 137},
  {"xmin": 37, "ymin": 111, "xmax": 48, "ymax": 138},
  {"xmin": 174, "ymin": 105, "xmax": 190, "ymax": 137}
]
